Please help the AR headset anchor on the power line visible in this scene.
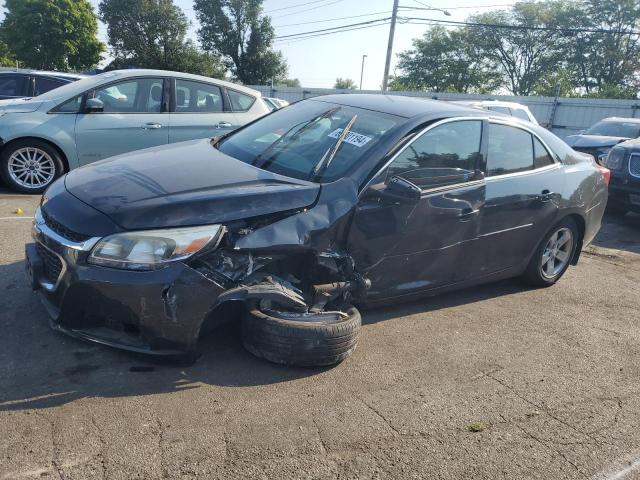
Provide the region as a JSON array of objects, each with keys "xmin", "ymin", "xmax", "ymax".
[
  {"xmin": 274, "ymin": 10, "xmax": 391, "ymax": 28},
  {"xmin": 274, "ymin": 20, "xmax": 391, "ymax": 43},
  {"xmin": 274, "ymin": 17, "xmax": 391, "ymax": 40},
  {"xmin": 265, "ymin": 0, "xmax": 334, "ymax": 13},
  {"xmin": 271, "ymin": 0, "xmax": 346, "ymax": 19},
  {"xmin": 403, "ymin": 16, "xmax": 640, "ymax": 35}
]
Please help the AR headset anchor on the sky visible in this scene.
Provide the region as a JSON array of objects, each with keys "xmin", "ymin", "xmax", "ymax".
[{"xmin": 4, "ymin": 0, "xmax": 517, "ymax": 90}]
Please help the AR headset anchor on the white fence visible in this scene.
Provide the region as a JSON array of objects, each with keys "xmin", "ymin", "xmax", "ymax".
[{"xmin": 250, "ymin": 85, "xmax": 640, "ymax": 139}]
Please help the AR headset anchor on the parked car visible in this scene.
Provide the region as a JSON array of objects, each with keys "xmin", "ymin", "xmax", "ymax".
[
  {"xmin": 452, "ymin": 100, "xmax": 538, "ymax": 125},
  {"xmin": 26, "ymin": 95, "xmax": 608, "ymax": 365},
  {"xmin": 0, "ymin": 70, "xmax": 86, "ymax": 100},
  {"xmin": 0, "ymin": 69, "xmax": 270, "ymax": 193},
  {"xmin": 263, "ymin": 96, "xmax": 290, "ymax": 111},
  {"xmin": 564, "ymin": 117, "xmax": 640, "ymax": 164},
  {"xmin": 603, "ymin": 140, "xmax": 640, "ymax": 214}
]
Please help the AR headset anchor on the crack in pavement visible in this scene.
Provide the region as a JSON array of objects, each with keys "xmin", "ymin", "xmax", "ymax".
[
  {"xmin": 352, "ymin": 393, "xmax": 400, "ymax": 437},
  {"xmin": 33, "ymin": 411, "xmax": 64, "ymax": 480},
  {"xmin": 88, "ymin": 409, "xmax": 108, "ymax": 480}
]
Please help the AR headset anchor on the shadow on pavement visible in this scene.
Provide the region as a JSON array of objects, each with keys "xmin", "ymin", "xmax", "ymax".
[
  {"xmin": 0, "ymin": 256, "xmax": 529, "ymax": 412},
  {"xmin": 590, "ymin": 211, "xmax": 640, "ymax": 255}
]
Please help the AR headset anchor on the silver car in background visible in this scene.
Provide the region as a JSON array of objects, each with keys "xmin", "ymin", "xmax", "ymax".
[
  {"xmin": 452, "ymin": 100, "xmax": 539, "ymax": 125},
  {"xmin": 0, "ymin": 69, "xmax": 270, "ymax": 192}
]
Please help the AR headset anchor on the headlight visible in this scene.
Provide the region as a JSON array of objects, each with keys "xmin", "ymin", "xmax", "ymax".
[
  {"xmin": 88, "ymin": 225, "xmax": 223, "ymax": 270},
  {"xmin": 605, "ymin": 148, "xmax": 625, "ymax": 170},
  {"xmin": 597, "ymin": 149, "xmax": 611, "ymax": 165}
]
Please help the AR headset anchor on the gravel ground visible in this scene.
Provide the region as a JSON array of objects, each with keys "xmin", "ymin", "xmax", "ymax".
[{"xmin": 1, "ymin": 187, "xmax": 640, "ymax": 480}]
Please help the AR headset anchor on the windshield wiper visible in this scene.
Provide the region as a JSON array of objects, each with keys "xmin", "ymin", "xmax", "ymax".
[
  {"xmin": 253, "ymin": 107, "xmax": 340, "ymax": 169},
  {"xmin": 311, "ymin": 114, "xmax": 358, "ymax": 180}
]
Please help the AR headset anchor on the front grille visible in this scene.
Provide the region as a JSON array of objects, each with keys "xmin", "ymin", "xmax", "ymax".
[
  {"xmin": 41, "ymin": 209, "xmax": 91, "ymax": 243},
  {"xmin": 630, "ymin": 154, "xmax": 640, "ymax": 178},
  {"xmin": 36, "ymin": 242, "xmax": 64, "ymax": 286}
]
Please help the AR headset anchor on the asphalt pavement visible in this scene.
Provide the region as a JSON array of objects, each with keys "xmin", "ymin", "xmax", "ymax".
[{"xmin": 1, "ymin": 187, "xmax": 640, "ymax": 480}]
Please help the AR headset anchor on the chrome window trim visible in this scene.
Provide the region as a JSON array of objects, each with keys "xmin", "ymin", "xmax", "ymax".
[
  {"xmin": 629, "ymin": 152, "xmax": 640, "ymax": 179},
  {"xmin": 364, "ymin": 115, "xmax": 563, "ymax": 195},
  {"xmin": 362, "ymin": 116, "xmax": 489, "ymax": 193}
]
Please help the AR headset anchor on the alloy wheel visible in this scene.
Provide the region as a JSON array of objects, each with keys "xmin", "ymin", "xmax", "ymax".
[
  {"xmin": 540, "ymin": 227, "xmax": 573, "ymax": 279},
  {"xmin": 7, "ymin": 147, "xmax": 56, "ymax": 189}
]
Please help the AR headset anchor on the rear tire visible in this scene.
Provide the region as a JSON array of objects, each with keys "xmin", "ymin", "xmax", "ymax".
[
  {"xmin": 0, "ymin": 139, "xmax": 64, "ymax": 194},
  {"xmin": 241, "ymin": 303, "xmax": 361, "ymax": 367},
  {"xmin": 521, "ymin": 217, "xmax": 579, "ymax": 287}
]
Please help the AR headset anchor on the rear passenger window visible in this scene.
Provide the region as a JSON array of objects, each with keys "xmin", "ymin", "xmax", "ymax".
[
  {"xmin": 387, "ymin": 120, "xmax": 482, "ymax": 189},
  {"xmin": 175, "ymin": 80, "xmax": 223, "ymax": 113},
  {"xmin": 227, "ymin": 89, "xmax": 256, "ymax": 111},
  {"xmin": 534, "ymin": 138, "xmax": 554, "ymax": 168},
  {"xmin": 487, "ymin": 124, "xmax": 533, "ymax": 176},
  {"xmin": 34, "ymin": 77, "xmax": 65, "ymax": 96}
]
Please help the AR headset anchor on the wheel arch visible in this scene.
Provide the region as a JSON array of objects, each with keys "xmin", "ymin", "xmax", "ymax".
[
  {"xmin": 563, "ymin": 212, "xmax": 586, "ymax": 265},
  {"xmin": 1, "ymin": 136, "xmax": 70, "ymax": 173}
]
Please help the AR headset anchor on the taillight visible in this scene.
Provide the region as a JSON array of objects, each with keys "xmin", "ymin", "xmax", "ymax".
[{"xmin": 597, "ymin": 165, "xmax": 610, "ymax": 186}]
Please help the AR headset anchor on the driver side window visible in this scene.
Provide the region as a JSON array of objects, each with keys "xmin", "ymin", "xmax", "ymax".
[{"xmin": 387, "ymin": 120, "xmax": 483, "ymax": 190}]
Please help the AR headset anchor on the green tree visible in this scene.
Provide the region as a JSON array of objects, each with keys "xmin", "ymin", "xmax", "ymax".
[
  {"xmin": 194, "ymin": 0, "xmax": 288, "ymax": 84},
  {"xmin": 468, "ymin": 1, "xmax": 567, "ymax": 95},
  {"xmin": 277, "ymin": 78, "xmax": 301, "ymax": 87},
  {"xmin": 559, "ymin": 0, "xmax": 640, "ymax": 97},
  {"xmin": 392, "ymin": 26, "xmax": 500, "ymax": 93},
  {"xmin": 0, "ymin": 36, "xmax": 15, "ymax": 68},
  {"xmin": 99, "ymin": 0, "xmax": 225, "ymax": 77},
  {"xmin": 334, "ymin": 78, "xmax": 356, "ymax": 89},
  {"xmin": 1, "ymin": 0, "xmax": 104, "ymax": 71}
]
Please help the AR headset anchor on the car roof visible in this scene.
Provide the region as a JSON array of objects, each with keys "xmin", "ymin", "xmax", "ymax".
[
  {"xmin": 601, "ymin": 117, "xmax": 640, "ymax": 124},
  {"xmin": 313, "ymin": 94, "xmax": 486, "ymax": 119},
  {"xmin": 0, "ymin": 70, "xmax": 87, "ymax": 80},
  {"xmin": 452, "ymin": 99, "xmax": 530, "ymax": 110},
  {"xmin": 98, "ymin": 69, "xmax": 261, "ymax": 96}
]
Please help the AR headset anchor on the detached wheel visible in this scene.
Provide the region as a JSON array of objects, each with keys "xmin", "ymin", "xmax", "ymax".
[
  {"xmin": 242, "ymin": 303, "xmax": 361, "ymax": 367},
  {"xmin": 522, "ymin": 217, "xmax": 578, "ymax": 287},
  {"xmin": 0, "ymin": 139, "xmax": 64, "ymax": 193}
]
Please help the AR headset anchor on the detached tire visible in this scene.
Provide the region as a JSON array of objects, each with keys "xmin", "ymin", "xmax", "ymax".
[
  {"xmin": 521, "ymin": 217, "xmax": 579, "ymax": 287},
  {"xmin": 242, "ymin": 304, "xmax": 361, "ymax": 367}
]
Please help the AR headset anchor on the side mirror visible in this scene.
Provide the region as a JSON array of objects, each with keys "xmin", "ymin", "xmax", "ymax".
[
  {"xmin": 84, "ymin": 97, "xmax": 104, "ymax": 113},
  {"xmin": 577, "ymin": 129, "xmax": 586, "ymax": 135},
  {"xmin": 382, "ymin": 176, "xmax": 421, "ymax": 204}
]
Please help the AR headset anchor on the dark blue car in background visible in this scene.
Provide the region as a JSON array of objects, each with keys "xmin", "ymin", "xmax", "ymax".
[{"xmin": 0, "ymin": 70, "xmax": 86, "ymax": 100}]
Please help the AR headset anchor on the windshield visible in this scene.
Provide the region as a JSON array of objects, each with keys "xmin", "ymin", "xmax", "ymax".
[
  {"xmin": 32, "ymin": 71, "xmax": 122, "ymax": 102},
  {"xmin": 217, "ymin": 100, "xmax": 401, "ymax": 182},
  {"xmin": 585, "ymin": 120, "xmax": 640, "ymax": 138}
]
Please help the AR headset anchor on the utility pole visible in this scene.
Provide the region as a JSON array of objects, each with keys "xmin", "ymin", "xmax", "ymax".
[
  {"xmin": 382, "ymin": 0, "xmax": 399, "ymax": 91},
  {"xmin": 360, "ymin": 54, "xmax": 367, "ymax": 90}
]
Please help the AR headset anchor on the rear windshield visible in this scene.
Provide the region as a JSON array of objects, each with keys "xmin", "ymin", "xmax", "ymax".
[
  {"xmin": 217, "ymin": 99, "xmax": 401, "ymax": 182},
  {"xmin": 586, "ymin": 120, "xmax": 640, "ymax": 138}
]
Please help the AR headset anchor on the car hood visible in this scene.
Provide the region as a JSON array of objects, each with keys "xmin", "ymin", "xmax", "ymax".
[
  {"xmin": 0, "ymin": 98, "xmax": 46, "ymax": 113},
  {"xmin": 64, "ymin": 138, "xmax": 321, "ymax": 230},
  {"xmin": 564, "ymin": 134, "xmax": 630, "ymax": 148}
]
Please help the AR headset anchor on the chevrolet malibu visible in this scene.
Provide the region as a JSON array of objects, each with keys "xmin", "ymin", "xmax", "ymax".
[
  {"xmin": 26, "ymin": 95, "xmax": 609, "ymax": 366},
  {"xmin": 0, "ymin": 69, "xmax": 270, "ymax": 193}
]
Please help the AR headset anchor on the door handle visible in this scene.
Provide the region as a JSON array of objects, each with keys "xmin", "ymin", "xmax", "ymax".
[
  {"xmin": 538, "ymin": 189, "xmax": 554, "ymax": 202},
  {"xmin": 216, "ymin": 122, "xmax": 233, "ymax": 129},
  {"xmin": 142, "ymin": 123, "xmax": 162, "ymax": 130},
  {"xmin": 458, "ymin": 207, "xmax": 480, "ymax": 221}
]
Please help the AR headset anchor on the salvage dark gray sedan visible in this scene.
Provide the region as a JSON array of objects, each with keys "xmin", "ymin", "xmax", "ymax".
[{"xmin": 25, "ymin": 95, "xmax": 609, "ymax": 366}]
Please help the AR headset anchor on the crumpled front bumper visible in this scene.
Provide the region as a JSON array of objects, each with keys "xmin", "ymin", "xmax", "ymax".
[{"xmin": 27, "ymin": 212, "xmax": 227, "ymax": 356}]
